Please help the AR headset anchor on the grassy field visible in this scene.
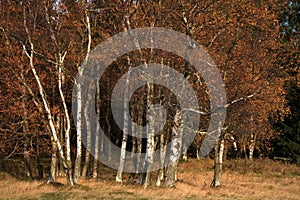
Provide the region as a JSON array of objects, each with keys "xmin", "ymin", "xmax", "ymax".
[{"xmin": 0, "ymin": 158, "xmax": 299, "ymax": 199}]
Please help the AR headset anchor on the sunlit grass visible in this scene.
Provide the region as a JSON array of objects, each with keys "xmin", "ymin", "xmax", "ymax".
[{"xmin": 0, "ymin": 158, "xmax": 299, "ymax": 200}]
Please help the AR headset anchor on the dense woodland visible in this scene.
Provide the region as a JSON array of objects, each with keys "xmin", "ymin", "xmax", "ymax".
[{"xmin": 0, "ymin": 0, "xmax": 299, "ymax": 188}]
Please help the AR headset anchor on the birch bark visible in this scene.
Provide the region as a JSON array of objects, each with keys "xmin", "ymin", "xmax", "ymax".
[
  {"xmin": 23, "ymin": 6, "xmax": 74, "ymax": 185},
  {"xmin": 74, "ymin": 4, "xmax": 92, "ymax": 183},
  {"xmin": 165, "ymin": 110, "xmax": 181, "ymax": 187}
]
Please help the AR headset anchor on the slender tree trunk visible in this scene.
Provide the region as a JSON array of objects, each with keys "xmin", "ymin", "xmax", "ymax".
[
  {"xmin": 131, "ymin": 105, "xmax": 139, "ymax": 176},
  {"xmin": 57, "ymin": 56, "xmax": 72, "ymax": 178},
  {"xmin": 82, "ymin": 74, "xmax": 95, "ymax": 178},
  {"xmin": 116, "ymin": 15, "xmax": 132, "ymax": 182},
  {"xmin": 116, "ymin": 124, "xmax": 128, "ymax": 183},
  {"xmin": 131, "ymin": 115, "xmax": 137, "ymax": 159},
  {"xmin": 196, "ymin": 146, "xmax": 200, "ymax": 160},
  {"xmin": 142, "ymin": 119, "xmax": 155, "ymax": 188},
  {"xmin": 92, "ymin": 158, "xmax": 98, "ymax": 179},
  {"xmin": 105, "ymin": 112, "xmax": 112, "ymax": 162},
  {"xmin": 82, "ymin": 100, "xmax": 91, "ymax": 178},
  {"xmin": 21, "ymin": 77, "xmax": 33, "ymax": 180},
  {"xmin": 243, "ymin": 142, "xmax": 248, "ymax": 173},
  {"xmin": 115, "ymin": 82, "xmax": 130, "ymax": 182},
  {"xmin": 82, "ymin": 134, "xmax": 91, "ymax": 178},
  {"xmin": 116, "ymin": 60, "xmax": 131, "ymax": 183},
  {"xmin": 156, "ymin": 129, "xmax": 167, "ymax": 187},
  {"xmin": 22, "ymin": 35, "xmax": 74, "ymax": 186},
  {"xmin": 74, "ymin": 76, "xmax": 82, "ymax": 184},
  {"xmin": 142, "ymin": 84, "xmax": 156, "ymax": 188},
  {"xmin": 74, "ymin": 1, "xmax": 92, "ymax": 183},
  {"xmin": 135, "ymin": 105, "xmax": 143, "ymax": 174},
  {"xmin": 24, "ymin": 143, "xmax": 34, "ymax": 180},
  {"xmin": 182, "ymin": 149, "xmax": 188, "ymax": 162},
  {"xmin": 93, "ymin": 84, "xmax": 101, "ymax": 179},
  {"xmin": 74, "ymin": 90, "xmax": 82, "ymax": 184},
  {"xmin": 212, "ymin": 138, "xmax": 225, "ymax": 187},
  {"xmin": 93, "ymin": 122, "xmax": 100, "ymax": 179},
  {"xmin": 58, "ymin": 115, "xmax": 65, "ymax": 177},
  {"xmin": 249, "ymin": 143, "xmax": 254, "ymax": 160},
  {"xmin": 249, "ymin": 132, "xmax": 255, "ymax": 161},
  {"xmin": 48, "ymin": 137, "xmax": 58, "ymax": 183},
  {"xmin": 165, "ymin": 110, "xmax": 181, "ymax": 187},
  {"xmin": 223, "ymin": 143, "xmax": 228, "ymax": 161},
  {"xmin": 37, "ymin": 3, "xmax": 75, "ymax": 185}
]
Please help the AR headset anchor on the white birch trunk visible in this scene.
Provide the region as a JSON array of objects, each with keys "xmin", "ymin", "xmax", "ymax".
[
  {"xmin": 249, "ymin": 145, "xmax": 254, "ymax": 160},
  {"xmin": 135, "ymin": 106, "xmax": 143, "ymax": 174},
  {"xmin": 93, "ymin": 121, "xmax": 100, "ymax": 179},
  {"xmin": 23, "ymin": 42, "xmax": 74, "ymax": 186},
  {"xmin": 142, "ymin": 98, "xmax": 156, "ymax": 188},
  {"xmin": 131, "ymin": 116, "xmax": 137, "ymax": 158},
  {"xmin": 249, "ymin": 115, "xmax": 255, "ymax": 161},
  {"xmin": 165, "ymin": 110, "xmax": 181, "ymax": 187},
  {"xmin": 182, "ymin": 149, "xmax": 188, "ymax": 162},
  {"xmin": 57, "ymin": 54, "xmax": 72, "ymax": 177},
  {"xmin": 21, "ymin": 76, "xmax": 33, "ymax": 179},
  {"xmin": 48, "ymin": 137, "xmax": 58, "ymax": 183},
  {"xmin": 82, "ymin": 98, "xmax": 91, "ymax": 178},
  {"xmin": 115, "ymin": 108, "xmax": 129, "ymax": 183},
  {"xmin": 116, "ymin": 59, "xmax": 131, "ymax": 183},
  {"xmin": 93, "ymin": 84, "xmax": 101, "ymax": 179},
  {"xmin": 115, "ymin": 14, "xmax": 133, "ymax": 183},
  {"xmin": 156, "ymin": 130, "xmax": 167, "ymax": 187},
  {"xmin": 74, "ymin": 79, "xmax": 82, "ymax": 184},
  {"xmin": 196, "ymin": 147, "xmax": 200, "ymax": 160},
  {"xmin": 74, "ymin": 5, "xmax": 92, "ymax": 183},
  {"xmin": 156, "ymin": 60, "xmax": 169, "ymax": 187},
  {"xmin": 23, "ymin": 9, "xmax": 74, "ymax": 183},
  {"xmin": 82, "ymin": 68, "xmax": 95, "ymax": 178},
  {"xmin": 212, "ymin": 137, "xmax": 224, "ymax": 187},
  {"xmin": 249, "ymin": 133, "xmax": 255, "ymax": 161}
]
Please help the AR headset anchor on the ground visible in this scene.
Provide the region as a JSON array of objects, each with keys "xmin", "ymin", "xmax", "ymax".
[{"xmin": 0, "ymin": 158, "xmax": 299, "ymax": 199}]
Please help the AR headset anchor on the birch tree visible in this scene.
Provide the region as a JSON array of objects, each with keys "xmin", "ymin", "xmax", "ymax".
[
  {"xmin": 22, "ymin": 2, "xmax": 74, "ymax": 185},
  {"xmin": 74, "ymin": 0, "xmax": 92, "ymax": 183},
  {"xmin": 115, "ymin": 8, "xmax": 134, "ymax": 183}
]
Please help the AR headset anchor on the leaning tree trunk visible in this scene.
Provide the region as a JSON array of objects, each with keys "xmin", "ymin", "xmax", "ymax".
[
  {"xmin": 22, "ymin": 18, "xmax": 74, "ymax": 184},
  {"xmin": 57, "ymin": 56, "xmax": 72, "ymax": 178}
]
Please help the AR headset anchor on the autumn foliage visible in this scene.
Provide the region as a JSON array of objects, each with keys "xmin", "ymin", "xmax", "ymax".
[{"xmin": 0, "ymin": 0, "xmax": 299, "ymax": 186}]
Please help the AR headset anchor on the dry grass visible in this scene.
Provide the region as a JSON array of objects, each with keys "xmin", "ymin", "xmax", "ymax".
[{"xmin": 0, "ymin": 158, "xmax": 299, "ymax": 199}]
